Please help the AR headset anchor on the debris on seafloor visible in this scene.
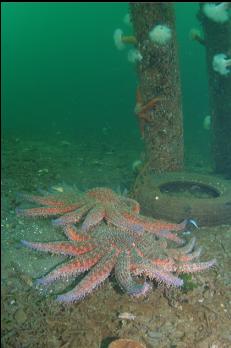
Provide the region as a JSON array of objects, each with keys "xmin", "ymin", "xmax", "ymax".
[
  {"xmin": 118, "ymin": 312, "xmax": 136, "ymax": 321},
  {"xmin": 108, "ymin": 338, "xmax": 146, "ymax": 348}
]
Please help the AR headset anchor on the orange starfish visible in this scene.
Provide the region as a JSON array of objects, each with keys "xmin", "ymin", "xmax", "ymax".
[
  {"xmin": 17, "ymin": 186, "xmax": 191, "ymax": 244},
  {"xmin": 134, "ymin": 87, "xmax": 162, "ymax": 137},
  {"xmin": 21, "ymin": 225, "xmax": 216, "ymax": 303}
]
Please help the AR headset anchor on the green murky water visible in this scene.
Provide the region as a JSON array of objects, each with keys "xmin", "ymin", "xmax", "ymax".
[{"xmin": 2, "ymin": 3, "xmax": 231, "ymax": 348}]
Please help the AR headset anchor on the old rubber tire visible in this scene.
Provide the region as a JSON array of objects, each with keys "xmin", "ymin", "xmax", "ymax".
[{"xmin": 134, "ymin": 172, "xmax": 231, "ymax": 226}]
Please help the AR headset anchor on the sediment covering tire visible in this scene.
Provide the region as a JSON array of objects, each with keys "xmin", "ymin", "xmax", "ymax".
[{"xmin": 133, "ymin": 172, "xmax": 231, "ymax": 226}]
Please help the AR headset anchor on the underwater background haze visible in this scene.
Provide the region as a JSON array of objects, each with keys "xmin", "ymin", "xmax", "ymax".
[{"xmin": 2, "ymin": 2, "xmax": 210, "ymax": 159}]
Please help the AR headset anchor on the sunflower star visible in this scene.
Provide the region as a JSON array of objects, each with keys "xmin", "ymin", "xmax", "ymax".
[
  {"xmin": 16, "ymin": 187, "xmax": 192, "ymax": 244},
  {"xmin": 21, "ymin": 224, "xmax": 216, "ymax": 303},
  {"xmin": 134, "ymin": 87, "xmax": 162, "ymax": 137}
]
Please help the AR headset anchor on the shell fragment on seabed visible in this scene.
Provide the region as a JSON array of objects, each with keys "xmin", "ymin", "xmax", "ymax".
[{"xmin": 118, "ymin": 312, "xmax": 136, "ymax": 320}]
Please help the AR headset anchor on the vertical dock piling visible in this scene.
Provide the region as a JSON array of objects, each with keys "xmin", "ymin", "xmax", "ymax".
[
  {"xmin": 130, "ymin": 3, "xmax": 183, "ymax": 172},
  {"xmin": 199, "ymin": 3, "xmax": 231, "ymax": 175}
]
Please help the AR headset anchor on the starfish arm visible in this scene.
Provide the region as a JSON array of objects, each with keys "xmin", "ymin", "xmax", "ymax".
[
  {"xmin": 156, "ymin": 218, "xmax": 187, "ymax": 232},
  {"xmin": 120, "ymin": 197, "xmax": 140, "ymax": 214},
  {"xmin": 56, "ymin": 248, "xmax": 117, "ymax": 303},
  {"xmin": 151, "ymin": 258, "xmax": 176, "ymax": 271},
  {"xmin": 36, "ymin": 250, "xmax": 102, "ymax": 285},
  {"xmin": 81, "ymin": 206, "xmax": 105, "ymax": 233},
  {"xmin": 177, "ymin": 237, "xmax": 196, "ymax": 254},
  {"xmin": 156, "ymin": 230, "xmax": 184, "ymax": 244},
  {"xmin": 170, "ymin": 247, "xmax": 202, "ymax": 262},
  {"xmin": 52, "ymin": 205, "xmax": 91, "ymax": 226},
  {"xmin": 177, "ymin": 259, "xmax": 217, "ymax": 274},
  {"xmin": 115, "ymin": 250, "xmax": 151, "ymax": 297},
  {"xmin": 122, "ymin": 212, "xmax": 184, "ymax": 244},
  {"xmin": 132, "ymin": 261, "xmax": 183, "ymax": 287},
  {"xmin": 106, "ymin": 208, "xmax": 144, "ymax": 234},
  {"xmin": 126, "ymin": 213, "xmax": 187, "ymax": 233},
  {"xmin": 152, "ymin": 269, "xmax": 184, "ymax": 287},
  {"xmin": 130, "ymin": 248, "xmax": 181, "ymax": 286},
  {"xmin": 21, "ymin": 240, "xmax": 95, "ymax": 256},
  {"xmin": 86, "ymin": 187, "xmax": 118, "ymax": 201},
  {"xmin": 63, "ymin": 225, "xmax": 90, "ymax": 241},
  {"xmin": 178, "ymin": 247, "xmax": 202, "ymax": 262},
  {"xmin": 139, "ymin": 96, "xmax": 162, "ymax": 114},
  {"xmin": 16, "ymin": 204, "xmax": 80, "ymax": 218},
  {"xmin": 131, "ymin": 248, "xmax": 175, "ymax": 273},
  {"xmin": 17, "ymin": 193, "xmax": 66, "ymax": 206}
]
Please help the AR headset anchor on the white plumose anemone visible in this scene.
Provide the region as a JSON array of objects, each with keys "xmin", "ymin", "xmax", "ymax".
[
  {"xmin": 149, "ymin": 24, "xmax": 172, "ymax": 45},
  {"xmin": 127, "ymin": 48, "xmax": 143, "ymax": 63},
  {"xmin": 203, "ymin": 115, "xmax": 211, "ymax": 131},
  {"xmin": 123, "ymin": 13, "xmax": 132, "ymax": 26},
  {"xmin": 203, "ymin": 2, "xmax": 230, "ymax": 23},
  {"xmin": 113, "ymin": 28, "xmax": 137, "ymax": 50},
  {"xmin": 113, "ymin": 28, "xmax": 125, "ymax": 50},
  {"xmin": 132, "ymin": 160, "xmax": 143, "ymax": 174},
  {"xmin": 212, "ymin": 53, "xmax": 231, "ymax": 76}
]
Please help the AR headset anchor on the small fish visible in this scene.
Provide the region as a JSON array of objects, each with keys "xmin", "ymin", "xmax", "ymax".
[
  {"xmin": 188, "ymin": 219, "xmax": 198, "ymax": 228},
  {"xmin": 51, "ymin": 186, "xmax": 64, "ymax": 193}
]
